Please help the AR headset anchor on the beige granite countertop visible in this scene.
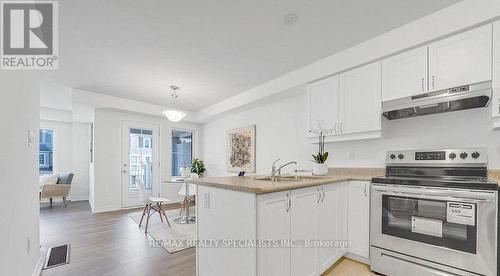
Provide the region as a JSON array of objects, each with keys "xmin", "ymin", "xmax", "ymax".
[
  {"xmin": 488, "ymin": 170, "xmax": 500, "ymax": 185},
  {"xmin": 189, "ymin": 168, "xmax": 385, "ymax": 194}
]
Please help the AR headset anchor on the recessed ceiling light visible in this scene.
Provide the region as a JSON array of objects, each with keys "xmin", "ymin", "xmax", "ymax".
[{"xmin": 283, "ymin": 13, "xmax": 299, "ymax": 25}]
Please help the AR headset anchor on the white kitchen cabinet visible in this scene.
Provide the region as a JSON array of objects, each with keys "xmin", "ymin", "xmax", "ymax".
[
  {"xmin": 307, "ymin": 75, "xmax": 340, "ymax": 134},
  {"xmin": 347, "ymin": 181, "xmax": 370, "ymax": 259},
  {"xmin": 492, "ymin": 21, "xmax": 500, "ymax": 123},
  {"xmin": 339, "ymin": 62, "xmax": 382, "ymax": 135},
  {"xmin": 494, "ymin": 21, "xmax": 500, "ymax": 90},
  {"xmin": 257, "ymin": 191, "xmax": 291, "ymax": 276},
  {"xmin": 381, "ymin": 46, "xmax": 428, "ymax": 101},
  {"xmin": 307, "ymin": 64, "xmax": 381, "ymax": 141},
  {"xmin": 198, "ymin": 182, "xmax": 364, "ymax": 276},
  {"xmin": 196, "ymin": 185, "xmax": 257, "ymax": 276},
  {"xmin": 429, "ymin": 24, "xmax": 492, "ymax": 91},
  {"xmin": 317, "ymin": 183, "xmax": 348, "ymax": 272},
  {"xmin": 290, "ymin": 186, "xmax": 319, "ymax": 276}
]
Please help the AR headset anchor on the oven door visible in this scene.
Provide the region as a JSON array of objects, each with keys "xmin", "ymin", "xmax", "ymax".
[{"xmin": 371, "ymin": 183, "xmax": 497, "ymax": 276}]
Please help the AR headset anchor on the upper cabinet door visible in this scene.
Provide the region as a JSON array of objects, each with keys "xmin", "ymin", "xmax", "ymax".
[
  {"xmin": 381, "ymin": 46, "xmax": 428, "ymax": 101},
  {"xmin": 429, "ymin": 25, "xmax": 492, "ymax": 91},
  {"xmin": 494, "ymin": 21, "xmax": 500, "ymax": 89},
  {"xmin": 492, "ymin": 21, "xmax": 500, "ymax": 118},
  {"xmin": 339, "ymin": 62, "xmax": 382, "ymax": 135},
  {"xmin": 307, "ymin": 75, "xmax": 339, "ymax": 135}
]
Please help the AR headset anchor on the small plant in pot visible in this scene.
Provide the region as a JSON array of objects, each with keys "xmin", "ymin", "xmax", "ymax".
[
  {"xmin": 310, "ymin": 124, "xmax": 332, "ymax": 176},
  {"xmin": 190, "ymin": 158, "xmax": 206, "ymax": 178}
]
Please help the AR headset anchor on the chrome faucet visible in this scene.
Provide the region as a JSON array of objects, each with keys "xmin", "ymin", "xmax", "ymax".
[{"xmin": 271, "ymin": 159, "xmax": 297, "ymax": 181}]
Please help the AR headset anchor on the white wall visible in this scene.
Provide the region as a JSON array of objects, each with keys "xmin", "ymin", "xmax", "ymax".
[
  {"xmin": 72, "ymin": 123, "xmax": 91, "ymax": 200},
  {"xmin": 40, "ymin": 120, "xmax": 90, "ymax": 201},
  {"xmin": 0, "ymin": 71, "xmax": 41, "ymax": 276},
  {"xmin": 202, "ymin": 87, "xmax": 500, "ymax": 177},
  {"xmin": 92, "ymin": 109, "xmax": 201, "ymax": 213},
  {"xmin": 202, "ymin": 87, "xmax": 312, "ymax": 176}
]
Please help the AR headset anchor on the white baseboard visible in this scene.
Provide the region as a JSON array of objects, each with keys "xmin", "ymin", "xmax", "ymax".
[
  {"xmin": 68, "ymin": 196, "xmax": 89, "ymax": 201},
  {"xmin": 91, "ymin": 205, "xmax": 120, "ymax": 213},
  {"xmin": 32, "ymin": 249, "xmax": 45, "ymax": 276},
  {"xmin": 345, "ymin": 252, "xmax": 370, "ymax": 265}
]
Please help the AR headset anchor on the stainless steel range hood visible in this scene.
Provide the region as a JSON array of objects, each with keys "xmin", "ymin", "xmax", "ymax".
[{"xmin": 382, "ymin": 81, "xmax": 492, "ymax": 120}]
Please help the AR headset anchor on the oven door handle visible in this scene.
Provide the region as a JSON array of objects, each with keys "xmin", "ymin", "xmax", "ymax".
[{"xmin": 420, "ymin": 194, "xmax": 491, "ymax": 203}]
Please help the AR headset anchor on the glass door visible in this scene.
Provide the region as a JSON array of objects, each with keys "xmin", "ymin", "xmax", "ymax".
[
  {"xmin": 171, "ymin": 130, "xmax": 193, "ymax": 177},
  {"xmin": 382, "ymin": 195, "xmax": 477, "ymax": 253},
  {"xmin": 121, "ymin": 121, "xmax": 159, "ymax": 208}
]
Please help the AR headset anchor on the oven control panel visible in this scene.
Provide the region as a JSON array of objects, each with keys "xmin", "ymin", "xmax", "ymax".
[
  {"xmin": 386, "ymin": 148, "xmax": 487, "ymax": 165},
  {"xmin": 415, "ymin": 151, "xmax": 446, "ymax": 160}
]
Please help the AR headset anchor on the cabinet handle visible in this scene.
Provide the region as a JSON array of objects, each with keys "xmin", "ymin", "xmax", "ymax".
[
  {"xmin": 340, "ymin": 123, "xmax": 344, "ymax": 133},
  {"xmin": 286, "ymin": 192, "xmax": 290, "ymax": 212},
  {"xmin": 321, "ymin": 188, "xmax": 326, "ymax": 202},
  {"xmin": 334, "ymin": 123, "xmax": 338, "ymax": 134},
  {"xmin": 431, "ymin": 76, "xmax": 435, "ymax": 90},
  {"xmin": 364, "ymin": 185, "xmax": 368, "ymax": 197},
  {"xmin": 421, "ymin": 78, "xmax": 425, "ymax": 92},
  {"xmin": 317, "ymin": 188, "xmax": 321, "ymax": 204}
]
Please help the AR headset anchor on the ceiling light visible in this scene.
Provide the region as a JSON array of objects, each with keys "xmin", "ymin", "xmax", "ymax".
[
  {"xmin": 163, "ymin": 86, "xmax": 186, "ymax": 122},
  {"xmin": 283, "ymin": 13, "xmax": 298, "ymax": 25}
]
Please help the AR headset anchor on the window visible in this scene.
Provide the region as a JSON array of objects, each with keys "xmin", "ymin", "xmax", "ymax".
[
  {"xmin": 39, "ymin": 129, "xmax": 54, "ymax": 175},
  {"xmin": 171, "ymin": 130, "xmax": 193, "ymax": 176},
  {"xmin": 129, "ymin": 128, "xmax": 154, "ymax": 191}
]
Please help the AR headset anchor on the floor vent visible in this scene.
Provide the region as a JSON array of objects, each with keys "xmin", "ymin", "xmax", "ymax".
[{"xmin": 43, "ymin": 244, "xmax": 70, "ymax": 269}]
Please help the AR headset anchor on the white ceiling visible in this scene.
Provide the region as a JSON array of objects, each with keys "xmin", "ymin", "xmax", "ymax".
[{"xmin": 42, "ymin": 0, "xmax": 461, "ymax": 112}]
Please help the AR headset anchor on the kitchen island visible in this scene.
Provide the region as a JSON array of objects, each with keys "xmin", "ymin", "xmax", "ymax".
[{"xmin": 190, "ymin": 168, "xmax": 383, "ymax": 276}]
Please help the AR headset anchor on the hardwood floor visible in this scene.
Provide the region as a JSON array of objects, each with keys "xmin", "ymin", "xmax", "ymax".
[
  {"xmin": 324, "ymin": 258, "xmax": 375, "ymax": 276},
  {"xmin": 40, "ymin": 201, "xmax": 195, "ymax": 276},
  {"xmin": 40, "ymin": 201, "xmax": 373, "ymax": 276}
]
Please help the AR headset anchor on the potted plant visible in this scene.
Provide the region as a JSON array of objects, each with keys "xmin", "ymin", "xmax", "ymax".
[
  {"xmin": 311, "ymin": 130, "xmax": 329, "ymax": 175},
  {"xmin": 190, "ymin": 158, "xmax": 206, "ymax": 178}
]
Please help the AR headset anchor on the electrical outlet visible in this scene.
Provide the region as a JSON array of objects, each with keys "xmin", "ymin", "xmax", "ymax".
[
  {"xmin": 349, "ymin": 149, "xmax": 356, "ymax": 160},
  {"xmin": 27, "ymin": 237, "xmax": 30, "ymax": 254}
]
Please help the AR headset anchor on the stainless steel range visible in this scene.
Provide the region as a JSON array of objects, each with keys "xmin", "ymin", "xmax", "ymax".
[{"xmin": 370, "ymin": 148, "xmax": 498, "ymax": 276}]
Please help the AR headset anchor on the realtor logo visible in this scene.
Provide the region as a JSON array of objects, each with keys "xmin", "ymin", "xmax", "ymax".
[{"xmin": 1, "ymin": 1, "xmax": 58, "ymax": 69}]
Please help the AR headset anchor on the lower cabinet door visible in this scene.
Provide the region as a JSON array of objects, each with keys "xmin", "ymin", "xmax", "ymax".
[
  {"xmin": 318, "ymin": 183, "xmax": 349, "ymax": 272},
  {"xmin": 317, "ymin": 184, "xmax": 340, "ymax": 272},
  {"xmin": 291, "ymin": 187, "xmax": 319, "ymax": 276},
  {"xmin": 348, "ymin": 181, "xmax": 370, "ymax": 258},
  {"xmin": 257, "ymin": 191, "xmax": 291, "ymax": 276},
  {"xmin": 337, "ymin": 183, "xmax": 349, "ymax": 255}
]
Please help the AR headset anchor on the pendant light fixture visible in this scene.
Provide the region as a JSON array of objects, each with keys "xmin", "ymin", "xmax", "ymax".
[{"xmin": 163, "ymin": 85, "xmax": 186, "ymax": 122}]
